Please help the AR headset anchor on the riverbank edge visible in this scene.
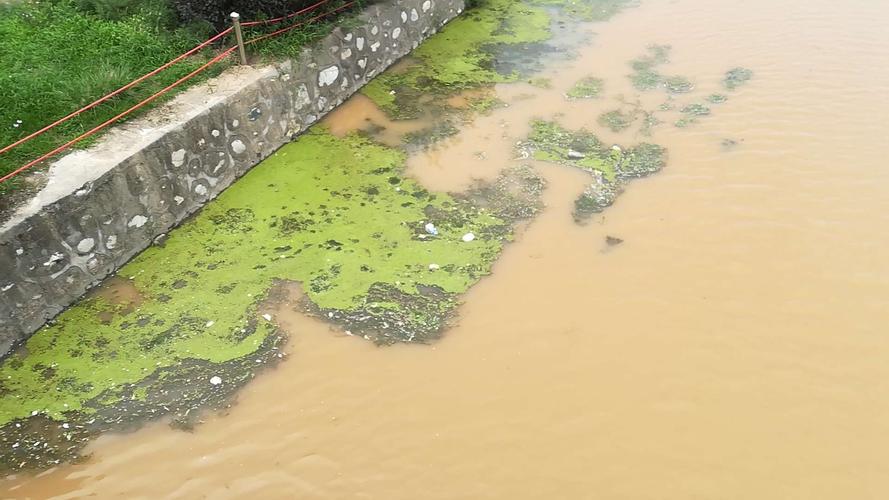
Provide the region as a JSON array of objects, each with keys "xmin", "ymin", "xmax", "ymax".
[{"xmin": 0, "ymin": 0, "xmax": 465, "ymax": 356}]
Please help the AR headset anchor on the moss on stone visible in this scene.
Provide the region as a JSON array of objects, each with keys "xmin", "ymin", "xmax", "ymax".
[{"xmin": 566, "ymin": 76, "xmax": 604, "ymax": 99}]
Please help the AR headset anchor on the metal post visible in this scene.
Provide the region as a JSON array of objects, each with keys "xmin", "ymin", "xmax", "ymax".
[{"xmin": 230, "ymin": 12, "xmax": 248, "ymax": 65}]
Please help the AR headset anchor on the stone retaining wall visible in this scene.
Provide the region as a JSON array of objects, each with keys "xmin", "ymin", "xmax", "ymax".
[{"xmin": 0, "ymin": 0, "xmax": 465, "ymax": 356}]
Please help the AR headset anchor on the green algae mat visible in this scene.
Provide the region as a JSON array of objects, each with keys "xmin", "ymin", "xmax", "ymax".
[
  {"xmin": 0, "ymin": 0, "xmax": 646, "ymax": 472},
  {"xmin": 0, "ymin": 130, "xmax": 543, "ymax": 469}
]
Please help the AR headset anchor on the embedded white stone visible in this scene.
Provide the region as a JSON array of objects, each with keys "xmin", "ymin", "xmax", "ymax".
[
  {"xmin": 401, "ymin": 11, "xmax": 408, "ymax": 22},
  {"xmin": 211, "ymin": 129, "xmax": 220, "ymax": 137},
  {"xmin": 15, "ymin": 248, "xmax": 23, "ymax": 255},
  {"xmin": 422, "ymin": 0, "xmax": 431, "ymax": 12},
  {"xmin": 128, "ymin": 215, "xmax": 148, "ymax": 228},
  {"xmin": 319, "ymin": 65, "xmax": 340, "ymax": 86},
  {"xmin": 371, "ymin": 25, "xmax": 379, "ymax": 35},
  {"xmin": 318, "ymin": 97, "xmax": 328, "ymax": 110},
  {"xmin": 194, "ymin": 184, "xmax": 208, "ymax": 196},
  {"xmin": 358, "ymin": 58, "xmax": 367, "ymax": 69},
  {"xmin": 76, "ymin": 238, "xmax": 95, "ymax": 254},
  {"xmin": 210, "ymin": 376, "xmax": 222, "ymax": 385},
  {"xmin": 356, "ymin": 37, "xmax": 365, "ymax": 50},
  {"xmin": 232, "ymin": 119, "xmax": 240, "ymax": 128},
  {"xmin": 171, "ymin": 149, "xmax": 186, "ymax": 167},
  {"xmin": 231, "ymin": 139, "xmax": 247, "ymax": 154},
  {"xmin": 344, "ymin": 33, "xmax": 353, "ymax": 41},
  {"xmin": 371, "ymin": 41, "xmax": 381, "ymax": 52},
  {"xmin": 392, "ymin": 27, "xmax": 401, "ymax": 39},
  {"xmin": 43, "ymin": 252, "xmax": 65, "ymax": 267},
  {"xmin": 410, "ymin": 8, "xmax": 419, "ymax": 21},
  {"xmin": 106, "ymin": 235, "xmax": 118, "ymax": 250},
  {"xmin": 341, "ymin": 48, "xmax": 352, "ymax": 59},
  {"xmin": 1, "ymin": 284, "xmax": 13, "ymax": 292},
  {"xmin": 174, "ymin": 196, "xmax": 185, "ymax": 205}
]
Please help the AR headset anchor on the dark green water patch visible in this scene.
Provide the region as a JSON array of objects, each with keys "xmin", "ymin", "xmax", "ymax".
[
  {"xmin": 724, "ymin": 67, "xmax": 753, "ymax": 89},
  {"xmin": 598, "ymin": 109, "xmax": 638, "ymax": 132},
  {"xmin": 567, "ymin": 76, "xmax": 604, "ymax": 99},
  {"xmin": 521, "ymin": 120, "xmax": 666, "ymax": 223}
]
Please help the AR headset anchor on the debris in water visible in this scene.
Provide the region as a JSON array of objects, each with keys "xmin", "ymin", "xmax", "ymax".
[
  {"xmin": 424, "ymin": 222, "xmax": 439, "ymax": 235},
  {"xmin": 429, "ymin": 264, "xmax": 441, "ymax": 270},
  {"xmin": 462, "ymin": 233, "xmax": 476, "ymax": 242}
]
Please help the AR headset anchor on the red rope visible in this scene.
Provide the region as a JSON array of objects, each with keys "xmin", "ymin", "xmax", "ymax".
[
  {"xmin": 0, "ymin": 48, "xmax": 237, "ymax": 185},
  {"xmin": 0, "ymin": 27, "xmax": 233, "ymax": 159},
  {"xmin": 241, "ymin": 0, "xmax": 333, "ymax": 27},
  {"xmin": 0, "ymin": 0, "xmax": 359, "ymax": 185}
]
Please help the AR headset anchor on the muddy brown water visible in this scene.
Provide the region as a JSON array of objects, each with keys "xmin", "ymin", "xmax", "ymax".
[{"xmin": 6, "ymin": 0, "xmax": 889, "ymax": 497}]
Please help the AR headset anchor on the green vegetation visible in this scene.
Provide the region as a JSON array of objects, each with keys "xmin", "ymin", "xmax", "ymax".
[
  {"xmin": 567, "ymin": 76, "xmax": 604, "ymax": 99},
  {"xmin": 598, "ymin": 109, "xmax": 636, "ymax": 132},
  {"xmin": 0, "ymin": 0, "xmax": 358, "ymax": 197},
  {"xmin": 707, "ymin": 93, "xmax": 728, "ymax": 104},
  {"xmin": 362, "ymin": 0, "xmax": 551, "ymax": 119},
  {"xmin": 529, "ymin": 77, "xmax": 553, "ymax": 89},
  {"xmin": 723, "ymin": 66, "xmax": 753, "ymax": 89},
  {"xmin": 0, "ymin": 0, "xmax": 212, "ymax": 194},
  {"xmin": 663, "ymin": 75, "xmax": 693, "ymax": 93},
  {"xmin": 0, "ymin": 129, "xmax": 542, "ymax": 470},
  {"xmin": 629, "ymin": 43, "xmax": 670, "ymax": 90},
  {"xmin": 525, "ymin": 120, "xmax": 666, "ymax": 222}
]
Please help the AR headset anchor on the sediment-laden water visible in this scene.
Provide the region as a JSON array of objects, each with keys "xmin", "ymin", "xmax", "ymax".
[{"xmin": 4, "ymin": 0, "xmax": 889, "ymax": 497}]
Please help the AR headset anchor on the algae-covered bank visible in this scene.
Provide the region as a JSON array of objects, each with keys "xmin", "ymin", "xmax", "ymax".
[
  {"xmin": 0, "ymin": 130, "xmax": 542, "ymax": 470},
  {"xmin": 0, "ymin": 0, "xmax": 642, "ymax": 473},
  {"xmin": 362, "ymin": 0, "xmax": 635, "ymax": 119}
]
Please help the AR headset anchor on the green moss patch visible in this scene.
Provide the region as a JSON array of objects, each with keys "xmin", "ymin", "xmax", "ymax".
[
  {"xmin": 598, "ymin": 109, "xmax": 637, "ymax": 132},
  {"xmin": 523, "ymin": 120, "xmax": 666, "ymax": 222},
  {"xmin": 0, "ymin": 130, "xmax": 543, "ymax": 471},
  {"xmin": 567, "ymin": 76, "xmax": 604, "ymax": 99},
  {"xmin": 723, "ymin": 67, "xmax": 753, "ymax": 89},
  {"xmin": 361, "ymin": 0, "xmax": 551, "ymax": 119}
]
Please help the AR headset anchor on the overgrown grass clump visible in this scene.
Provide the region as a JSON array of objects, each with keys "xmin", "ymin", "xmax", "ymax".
[
  {"xmin": 0, "ymin": 0, "xmax": 360, "ymax": 197},
  {"xmin": 0, "ymin": 0, "xmax": 215, "ymax": 194}
]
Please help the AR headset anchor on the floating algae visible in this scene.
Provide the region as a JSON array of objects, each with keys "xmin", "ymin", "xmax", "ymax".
[
  {"xmin": 522, "ymin": 120, "xmax": 666, "ymax": 222},
  {"xmin": 723, "ymin": 67, "xmax": 753, "ymax": 89},
  {"xmin": 598, "ymin": 109, "xmax": 637, "ymax": 132},
  {"xmin": 567, "ymin": 76, "xmax": 605, "ymax": 99},
  {"xmin": 0, "ymin": 130, "xmax": 543, "ymax": 471},
  {"xmin": 629, "ymin": 44, "xmax": 671, "ymax": 90}
]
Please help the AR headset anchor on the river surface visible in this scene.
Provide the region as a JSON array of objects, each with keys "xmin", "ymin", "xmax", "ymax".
[{"xmin": 5, "ymin": 0, "xmax": 889, "ymax": 497}]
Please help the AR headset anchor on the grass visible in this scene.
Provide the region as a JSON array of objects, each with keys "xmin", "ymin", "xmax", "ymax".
[
  {"xmin": 0, "ymin": 0, "xmax": 214, "ymax": 194},
  {"xmin": 0, "ymin": 0, "xmax": 361, "ymax": 197}
]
